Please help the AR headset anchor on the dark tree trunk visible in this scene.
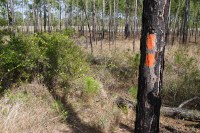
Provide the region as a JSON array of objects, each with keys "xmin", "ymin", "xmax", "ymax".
[
  {"xmin": 47, "ymin": 0, "xmax": 51, "ymax": 33},
  {"xmin": 44, "ymin": 3, "xmax": 47, "ymax": 32},
  {"xmin": 182, "ymin": 0, "xmax": 190, "ymax": 44},
  {"xmin": 124, "ymin": 0, "xmax": 130, "ymax": 39},
  {"xmin": 135, "ymin": 0, "xmax": 170, "ymax": 132},
  {"xmin": 10, "ymin": 0, "xmax": 14, "ymax": 34}
]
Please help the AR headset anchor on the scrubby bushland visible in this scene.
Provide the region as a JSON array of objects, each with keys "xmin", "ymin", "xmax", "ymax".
[
  {"xmin": 88, "ymin": 45, "xmax": 200, "ymax": 109},
  {"xmin": 0, "ymin": 32, "xmax": 89, "ymax": 90},
  {"xmin": 163, "ymin": 45, "xmax": 200, "ymax": 108}
]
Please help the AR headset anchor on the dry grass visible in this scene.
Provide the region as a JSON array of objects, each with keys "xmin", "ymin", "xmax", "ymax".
[
  {"xmin": 0, "ymin": 36, "xmax": 200, "ymax": 133},
  {"xmin": 0, "ymin": 82, "xmax": 70, "ymax": 133}
]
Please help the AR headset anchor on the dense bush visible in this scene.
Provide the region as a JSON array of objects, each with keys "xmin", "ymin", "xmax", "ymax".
[{"xmin": 0, "ymin": 32, "xmax": 89, "ymax": 90}]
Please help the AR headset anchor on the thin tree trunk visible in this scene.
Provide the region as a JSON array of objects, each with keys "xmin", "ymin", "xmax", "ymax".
[
  {"xmin": 171, "ymin": 0, "xmax": 181, "ymax": 45},
  {"xmin": 125, "ymin": 0, "xmax": 130, "ymax": 39},
  {"xmin": 135, "ymin": 0, "xmax": 171, "ymax": 132},
  {"xmin": 133, "ymin": 0, "xmax": 137, "ymax": 50},
  {"xmin": 33, "ymin": 4, "xmax": 37, "ymax": 33},
  {"xmin": 10, "ymin": 0, "xmax": 14, "ymax": 34},
  {"xmin": 59, "ymin": 0, "xmax": 62, "ymax": 30},
  {"xmin": 47, "ymin": 0, "xmax": 51, "ymax": 32},
  {"xmin": 44, "ymin": 3, "xmax": 47, "ymax": 32},
  {"xmin": 6, "ymin": 1, "xmax": 10, "ymax": 29},
  {"xmin": 92, "ymin": 0, "xmax": 96, "ymax": 42},
  {"xmin": 65, "ymin": 2, "xmax": 68, "ymax": 28},
  {"xmin": 109, "ymin": 0, "xmax": 112, "ymax": 50},
  {"xmin": 81, "ymin": 0, "xmax": 93, "ymax": 54},
  {"xmin": 101, "ymin": 0, "xmax": 105, "ymax": 50},
  {"xmin": 113, "ymin": 0, "xmax": 116, "ymax": 49},
  {"xmin": 182, "ymin": 0, "xmax": 190, "ymax": 44}
]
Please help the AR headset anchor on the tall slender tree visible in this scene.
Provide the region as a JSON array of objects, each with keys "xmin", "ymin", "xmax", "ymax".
[{"xmin": 182, "ymin": 0, "xmax": 190, "ymax": 44}]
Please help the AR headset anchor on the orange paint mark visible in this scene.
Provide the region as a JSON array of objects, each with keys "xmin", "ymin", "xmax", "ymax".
[
  {"xmin": 145, "ymin": 54, "xmax": 155, "ymax": 67},
  {"xmin": 146, "ymin": 34, "xmax": 156, "ymax": 50}
]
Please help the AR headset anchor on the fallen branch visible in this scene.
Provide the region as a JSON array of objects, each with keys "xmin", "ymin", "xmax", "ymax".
[
  {"xmin": 178, "ymin": 96, "xmax": 200, "ymax": 108},
  {"xmin": 115, "ymin": 97, "xmax": 200, "ymax": 122}
]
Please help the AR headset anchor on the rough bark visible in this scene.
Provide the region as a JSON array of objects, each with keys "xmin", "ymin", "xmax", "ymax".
[{"xmin": 135, "ymin": 0, "xmax": 170, "ymax": 132}]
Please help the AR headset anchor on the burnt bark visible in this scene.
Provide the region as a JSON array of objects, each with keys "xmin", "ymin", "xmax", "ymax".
[{"xmin": 135, "ymin": 0, "xmax": 170, "ymax": 132}]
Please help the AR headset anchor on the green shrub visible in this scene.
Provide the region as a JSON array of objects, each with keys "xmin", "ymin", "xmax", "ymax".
[
  {"xmin": 83, "ymin": 76, "xmax": 101, "ymax": 95},
  {"xmin": 52, "ymin": 100, "xmax": 68, "ymax": 120},
  {"xmin": 163, "ymin": 47, "xmax": 200, "ymax": 107},
  {"xmin": 128, "ymin": 86, "xmax": 138, "ymax": 99},
  {"xmin": 62, "ymin": 28, "xmax": 76, "ymax": 37},
  {"xmin": 0, "ymin": 32, "xmax": 89, "ymax": 90}
]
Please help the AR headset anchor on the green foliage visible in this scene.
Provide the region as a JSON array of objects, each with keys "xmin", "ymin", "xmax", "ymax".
[
  {"xmin": 52, "ymin": 100, "xmax": 68, "ymax": 120},
  {"xmin": 128, "ymin": 86, "xmax": 138, "ymax": 99},
  {"xmin": 83, "ymin": 76, "xmax": 101, "ymax": 95},
  {"xmin": 0, "ymin": 32, "xmax": 89, "ymax": 90},
  {"xmin": 0, "ymin": 18, "xmax": 7, "ymax": 26},
  {"xmin": 163, "ymin": 47, "xmax": 200, "ymax": 107},
  {"xmin": 62, "ymin": 28, "xmax": 76, "ymax": 37},
  {"xmin": 6, "ymin": 91, "xmax": 30, "ymax": 102}
]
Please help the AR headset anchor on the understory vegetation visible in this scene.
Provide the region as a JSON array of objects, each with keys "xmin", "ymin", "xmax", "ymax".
[
  {"xmin": 0, "ymin": 30, "xmax": 199, "ymax": 132},
  {"xmin": 0, "ymin": 30, "xmax": 200, "ymax": 108}
]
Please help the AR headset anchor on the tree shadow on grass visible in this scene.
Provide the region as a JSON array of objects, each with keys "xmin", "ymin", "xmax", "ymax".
[{"xmin": 51, "ymin": 92, "xmax": 103, "ymax": 133}]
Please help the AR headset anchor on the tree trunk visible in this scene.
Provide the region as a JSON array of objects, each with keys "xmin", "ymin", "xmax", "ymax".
[
  {"xmin": 101, "ymin": 0, "xmax": 105, "ymax": 50},
  {"xmin": 135, "ymin": 0, "xmax": 170, "ymax": 132},
  {"xmin": 133, "ymin": 0, "xmax": 138, "ymax": 50},
  {"xmin": 44, "ymin": 3, "xmax": 47, "ymax": 32},
  {"xmin": 65, "ymin": 2, "xmax": 68, "ymax": 28},
  {"xmin": 81, "ymin": 0, "xmax": 93, "ymax": 54},
  {"xmin": 47, "ymin": 0, "xmax": 51, "ymax": 33},
  {"xmin": 10, "ymin": 0, "xmax": 14, "ymax": 34},
  {"xmin": 33, "ymin": 4, "xmax": 37, "ymax": 33},
  {"xmin": 171, "ymin": 0, "xmax": 180, "ymax": 46},
  {"xmin": 92, "ymin": 0, "xmax": 96, "ymax": 42},
  {"xmin": 182, "ymin": 0, "xmax": 190, "ymax": 44},
  {"xmin": 59, "ymin": 0, "xmax": 62, "ymax": 30},
  {"xmin": 125, "ymin": 0, "xmax": 130, "ymax": 39},
  {"xmin": 6, "ymin": 1, "xmax": 10, "ymax": 29}
]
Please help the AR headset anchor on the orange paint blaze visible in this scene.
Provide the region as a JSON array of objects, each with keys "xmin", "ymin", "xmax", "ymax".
[
  {"xmin": 146, "ymin": 34, "xmax": 156, "ymax": 50},
  {"xmin": 145, "ymin": 54, "xmax": 155, "ymax": 67}
]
